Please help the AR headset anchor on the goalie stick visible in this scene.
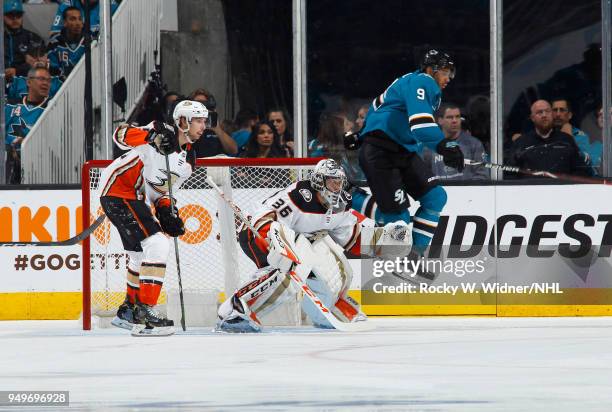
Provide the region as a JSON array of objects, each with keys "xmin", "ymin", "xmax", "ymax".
[
  {"xmin": 0, "ymin": 214, "xmax": 106, "ymax": 247},
  {"xmin": 206, "ymin": 176, "xmax": 374, "ymax": 332}
]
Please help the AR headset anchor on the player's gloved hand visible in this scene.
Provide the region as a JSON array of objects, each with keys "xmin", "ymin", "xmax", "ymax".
[
  {"xmin": 436, "ymin": 138, "xmax": 464, "ymax": 172},
  {"xmin": 343, "ymin": 131, "xmax": 361, "ymax": 150},
  {"xmin": 155, "ymin": 199, "xmax": 185, "ymax": 237},
  {"xmin": 149, "ymin": 121, "xmax": 179, "ymax": 155}
]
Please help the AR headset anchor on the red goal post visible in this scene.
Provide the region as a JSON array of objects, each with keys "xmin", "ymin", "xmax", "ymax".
[{"xmin": 81, "ymin": 157, "xmax": 322, "ymax": 330}]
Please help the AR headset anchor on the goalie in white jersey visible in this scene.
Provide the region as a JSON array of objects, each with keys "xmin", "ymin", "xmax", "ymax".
[
  {"xmin": 99, "ymin": 100, "xmax": 208, "ymax": 333},
  {"xmin": 217, "ymin": 158, "xmax": 411, "ymax": 332}
]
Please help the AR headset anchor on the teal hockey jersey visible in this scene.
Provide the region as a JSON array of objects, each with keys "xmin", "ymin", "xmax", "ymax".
[{"xmin": 360, "ymin": 70, "xmax": 444, "ymax": 152}]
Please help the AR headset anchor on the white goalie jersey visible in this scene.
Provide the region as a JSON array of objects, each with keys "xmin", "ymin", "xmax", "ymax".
[{"xmin": 250, "ymin": 180, "xmax": 365, "ymax": 254}]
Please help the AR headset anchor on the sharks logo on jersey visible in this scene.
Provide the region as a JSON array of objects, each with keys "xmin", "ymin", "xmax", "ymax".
[{"xmin": 4, "ymin": 98, "xmax": 48, "ymax": 146}]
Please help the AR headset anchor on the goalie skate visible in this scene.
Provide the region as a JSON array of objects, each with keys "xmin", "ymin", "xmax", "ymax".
[{"xmin": 215, "ymin": 296, "xmax": 262, "ymax": 333}]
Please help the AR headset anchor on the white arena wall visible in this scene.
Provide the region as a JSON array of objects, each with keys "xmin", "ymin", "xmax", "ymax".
[{"xmin": 1, "ymin": 184, "xmax": 611, "ymax": 319}]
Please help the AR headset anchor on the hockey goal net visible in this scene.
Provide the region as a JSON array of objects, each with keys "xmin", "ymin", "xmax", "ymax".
[{"xmin": 81, "ymin": 157, "xmax": 320, "ymax": 329}]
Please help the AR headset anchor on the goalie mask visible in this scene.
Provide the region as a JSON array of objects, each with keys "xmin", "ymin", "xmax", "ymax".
[
  {"xmin": 310, "ymin": 159, "xmax": 348, "ymax": 210},
  {"xmin": 172, "ymin": 100, "xmax": 209, "ymax": 142}
]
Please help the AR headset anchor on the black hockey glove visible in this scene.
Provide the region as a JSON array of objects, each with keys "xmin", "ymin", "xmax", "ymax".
[
  {"xmin": 149, "ymin": 121, "xmax": 179, "ymax": 155},
  {"xmin": 343, "ymin": 131, "xmax": 361, "ymax": 150},
  {"xmin": 436, "ymin": 138, "xmax": 464, "ymax": 172},
  {"xmin": 155, "ymin": 204, "xmax": 185, "ymax": 237}
]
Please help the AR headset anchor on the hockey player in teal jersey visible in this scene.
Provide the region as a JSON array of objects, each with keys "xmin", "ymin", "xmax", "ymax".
[{"xmin": 354, "ymin": 50, "xmax": 463, "ymax": 261}]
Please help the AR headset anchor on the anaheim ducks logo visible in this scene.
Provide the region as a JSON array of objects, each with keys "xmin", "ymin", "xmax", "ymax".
[
  {"xmin": 299, "ymin": 189, "xmax": 312, "ymax": 202},
  {"xmin": 147, "ymin": 169, "xmax": 180, "ymax": 195}
]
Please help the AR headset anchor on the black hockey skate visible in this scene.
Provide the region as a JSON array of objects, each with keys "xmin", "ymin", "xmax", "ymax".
[
  {"xmin": 131, "ymin": 298, "xmax": 175, "ymax": 336},
  {"xmin": 110, "ymin": 296, "xmax": 136, "ymax": 330}
]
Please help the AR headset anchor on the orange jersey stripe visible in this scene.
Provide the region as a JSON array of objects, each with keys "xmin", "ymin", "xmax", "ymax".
[
  {"xmin": 101, "ymin": 158, "xmax": 145, "ymax": 200},
  {"xmin": 114, "ymin": 125, "xmax": 150, "ymax": 149}
]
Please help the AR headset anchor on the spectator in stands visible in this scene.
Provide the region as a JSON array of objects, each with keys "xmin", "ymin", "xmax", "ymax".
[
  {"xmin": 267, "ymin": 108, "xmax": 293, "ymax": 156},
  {"xmin": 308, "ymin": 111, "xmax": 351, "ymax": 158},
  {"xmin": 232, "ymin": 109, "xmax": 259, "ymax": 150},
  {"xmin": 162, "ymin": 91, "xmax": 181, "ymax": 123},
  {"xmin": 5, "ymin": 65, "xmax": 51, "ymax": 184},
  {"xmin": 7, "ymin": 50, "xmax": 62, "ymax": 99},
  {"xmin": 47, "ymin": 6, "xmax": 84, "ymax": 78},
  {"xmin": 589, "ymin": 106, "xmax": 606, "ymax": 175},
  {"xmin": 354, "ymin": 104, "xmax": 369, "ymax": 132},
  {"xmin": 4, "ymin": 0, "xmax": 45, "ymax": 80},
  {"xmin": 509, "ymin": 100, "xmax": 588, "ymax": 178},
  {"xmin": 50, "ymin": 0, "xmax": 119, "ymax": 39},
  {"xmin": 221, "ymin": 119, "xmax": 238, "ymax": 136},
  {"xmin": 241, "ymin": 121, "xmax": 288, "ymax": 158},
  {"xmin": 188, "ymin": 88, "xmax": 238, "ymax": 157},
  {"xmin": 551, "ymin": 98, "xmax": 599, "ymax": 176},
  {"xmin": 308, "ymin": 111, "xmax": 365, "ymax": 183},
  {"xmin": 423, "ymin": 104, "xmax": 489, "ymax": 180}
]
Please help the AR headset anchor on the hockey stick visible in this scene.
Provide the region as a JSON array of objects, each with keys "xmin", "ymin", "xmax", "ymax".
[
  {"xmin": 164, "ymin": 153, "xmax": 186, "ymax": 332},
  {"xmin": 0, "ymin": 214, "xmax": 106, "ymax": 247},
  {"xmin": 465, "ymin": 159, "xmax": 612, "ymax": 185},
  {"xmin": 206, "ymin": 176, "xmax": 374, "ymax": 332}
]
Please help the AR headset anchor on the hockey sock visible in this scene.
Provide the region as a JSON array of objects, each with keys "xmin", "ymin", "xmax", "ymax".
[
  {"xmin": 139, "ymin": 262, "xmax": 166, "ymax": 305},
  {"xmin": 374, "ymin": 209, "xmax": 411, "ymax": 226},
  {"xmin": 126, "ymin": 267, "xmax": 140, "ymax": 304},
  {"xmin": 413, "ymin": 186, "xmax": 447, "ymax": 255}
]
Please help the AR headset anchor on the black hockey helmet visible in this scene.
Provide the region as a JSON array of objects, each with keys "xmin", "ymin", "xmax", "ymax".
[{"xmin": 421, "ymin": 49, "xmax": 455, "ymax": 79}]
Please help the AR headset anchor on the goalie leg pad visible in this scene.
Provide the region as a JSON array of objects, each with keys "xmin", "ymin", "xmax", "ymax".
[
  {"xmin": 333, "ymin": 295, "xmax": 367, "ymax": 323},
  {"xmin": 303, "ymin": 276, "xmax": 336, "ymax": 329},
  {"xmin": 217, "ymin": 267, "xmax": 296, "ymax": 332}
]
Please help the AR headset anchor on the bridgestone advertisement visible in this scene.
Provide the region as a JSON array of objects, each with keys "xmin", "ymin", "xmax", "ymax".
[{"xmin": 2, "ymin": 185, "xmax": 612, "ymax": 314}]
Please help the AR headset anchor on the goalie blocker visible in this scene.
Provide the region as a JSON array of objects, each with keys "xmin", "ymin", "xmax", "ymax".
[{"xmin": 217, "ymin": 159, "xmax": 412, "ymax": 332}]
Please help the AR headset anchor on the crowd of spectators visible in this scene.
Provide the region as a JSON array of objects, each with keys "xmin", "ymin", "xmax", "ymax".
[
  {"xmin": 4, "ymin": 0, "xmax": 119, "ymax": 183},
  {"xmin": 2, "ymin": 2, "xmax": 607, "ymax": 184}
]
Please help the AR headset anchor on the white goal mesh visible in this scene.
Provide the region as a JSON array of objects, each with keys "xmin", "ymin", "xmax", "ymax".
[{"xmin": 82, "ymin": 157, "xmax": 319, "ymax": 328}]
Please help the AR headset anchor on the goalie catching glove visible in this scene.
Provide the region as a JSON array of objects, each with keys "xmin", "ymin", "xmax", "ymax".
[
  {"xmin": 436, "ymin": 138, "xmax": 464, "ymax": 171},
  {"xmin": 155, "ymin": 197, "xmax": 185, "ymax": 237},
  {"xmin": 148, "ymin": 121, "xmax": 180, "ymax": 155}
]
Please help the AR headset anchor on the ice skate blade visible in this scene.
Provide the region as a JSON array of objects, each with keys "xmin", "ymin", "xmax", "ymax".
[
  {"xmin": 131, "ymin": 324, "xmax": 175, "ymax": 337},
  {"xmin": 111, "ymin": 317, "xmax": 134, "ymax": 331}
]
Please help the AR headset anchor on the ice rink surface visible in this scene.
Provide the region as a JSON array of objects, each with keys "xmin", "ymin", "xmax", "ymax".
[{"xmin": 1, "ymin": 317, "xmax": 612, "ymax": 411}]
